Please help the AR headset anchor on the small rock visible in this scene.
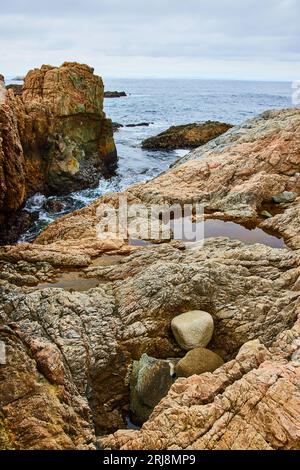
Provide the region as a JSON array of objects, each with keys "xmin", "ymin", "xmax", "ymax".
[
  {"xmin": 260, "ymin": 210, "xmax": 273, "ymax": 218},
  {"xmin": 171, "ymin": 310, "xmax": 214, "ymax": 351},
  {"xmin": 175, "ymin": 347, "xmax": 224, "ymax": 377},
  {"xmin": 272, "ymin": 191, "xmax": 297, "ymax": 204}
]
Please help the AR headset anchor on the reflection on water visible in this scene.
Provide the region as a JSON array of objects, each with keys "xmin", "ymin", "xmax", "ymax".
[{"xmin": 129, "ymin": 218, "xmax": 286, "ymax": 249}]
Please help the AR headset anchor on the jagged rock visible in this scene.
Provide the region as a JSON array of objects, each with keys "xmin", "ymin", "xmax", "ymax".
[
  {"xmin": 142, "ymin": 121, "xmax": 233, "ymax": 150},
  {"xmin": 19, "ymin": 62, "xmax": 117, "ymax": 193},
  {"xmin": 130, "ymin": 354, "xmax": 175, "ymax": 425},
  {"xmin": 0, "ymin": 325, "xmax": 95, "ymax": 449},
  {"xmin": 175, "ymin": 347, "xmax": 224, "ymax": 377},
  {"xmin": 0, "ymin": 63, "xmax": 117, "ymax": 241},
  {"xmin": 171, "ymin": 310, "xmax": 214, "ymax": 351},
  {"xmin": 0, "ymin": 95, "xmax": 27, "ymax": 242}
]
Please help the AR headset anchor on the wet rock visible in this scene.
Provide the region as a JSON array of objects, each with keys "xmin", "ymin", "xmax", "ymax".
[
  {"xmin": 130, "ymin": 354, "xmax": 175, "ymax": 425},
  {"xmin": 272, "ymin": 191, "xmax": 297, "ymax": 204},
  {"xmin": 175, "ymin": 347, "xmax": 224, "ymax": 377},
  {"xmin": 104, "ymin": 91, "xmax": 127, "ymax": 98},
  {"xmin": 171, "ymin": 310, "xmax": 214, "ymax": 351},
  {"xmin": 0, "ymin": 210, "xmax": 38, "ymax": 245},
  {"xmin": 142, "ymin": 121, "xmax": 233, "ymax": 150},
  {"xmin": 112, "ymin": 122, "xmax": 124, "ymax": 132},
  {"xmin": 43, "ymin": 199, "xmax": 65, "ymax": 213},
  {"xmin": 126, "ymin": 122, "xmax": 151, "ymax": 128}
]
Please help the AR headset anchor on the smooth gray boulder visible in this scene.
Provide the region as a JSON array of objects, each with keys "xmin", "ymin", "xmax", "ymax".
[{"xmin": 171, "ymin": 310, "xmax": 214, "ymax": 351}]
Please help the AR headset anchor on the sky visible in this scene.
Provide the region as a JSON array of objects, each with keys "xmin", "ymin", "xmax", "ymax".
[{"xmin": 0, "ymin": 0, "xmax": 299, "ymax": 81}]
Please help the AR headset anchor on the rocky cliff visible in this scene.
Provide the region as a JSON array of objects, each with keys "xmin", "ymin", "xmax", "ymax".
[
  {"xmin": 0, "ymin": 63, "xmax": 117, "ymax": 242},
  {"xmin": 0, "ymin": 108, "xmax": 299, "ymax": 450}
]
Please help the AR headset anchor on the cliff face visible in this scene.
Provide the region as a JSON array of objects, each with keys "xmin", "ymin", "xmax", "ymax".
[
  {"xmin": 0, "ymin": 109, "xmax": 299, "ymax": 450},
  {"xmin": 0, "ymin": 63, "xmax": 117, "ymax": 242},
  {"xmin": 17, "ymin": 62, "xmax": 117, "ymax": 194},
  {"xmin": 0, "ymin": 101, "xmax": 26, "ymax": 217}
]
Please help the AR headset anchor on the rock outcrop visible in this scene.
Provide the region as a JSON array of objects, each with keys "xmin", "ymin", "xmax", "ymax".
[
  {"xmin": 0, "ymin": 63, "xmax": 117, "ymax": 242},
  {"xmin": 142, "ymin": 121, "xmax": 233, "ymax": 150},
  {"xmin": 19, "ymin": 62, "xmax": 117, "ymax": 193},
  {"xmin": 0, "ymin": 108, "xmax": 300, "ymax": 450},
  {"xmin": 104, "ymin": 91, "xmax": 127, "ymax": 98}
]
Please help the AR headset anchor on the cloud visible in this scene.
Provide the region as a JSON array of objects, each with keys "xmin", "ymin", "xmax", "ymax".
[{"xmin": 0, "ymin": 0, "xmax": 299, "ymax": 80}]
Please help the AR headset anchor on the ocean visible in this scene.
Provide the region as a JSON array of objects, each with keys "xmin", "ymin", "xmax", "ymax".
[{"xmin": 11, "ymin": 78, "xmax": 293, "ymax": 242}]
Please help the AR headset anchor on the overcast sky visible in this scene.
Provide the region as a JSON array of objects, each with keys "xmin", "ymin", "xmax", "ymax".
[{"xmin": 1, "ymin": 0, "xmax": 299, "ymax": 81}]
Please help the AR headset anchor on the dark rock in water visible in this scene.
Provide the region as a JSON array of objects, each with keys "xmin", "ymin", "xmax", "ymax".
[
  {"xmin": 126, "ymin": 122, "xmax": 152, "ymax": 128},
  {"xmin": 104, "ymin": 91, "xmax": 127, "ymax": 98},
  {"xmin": 130, "ymin": 354, "xmax": 176, "ymax": 425},
  {"xmin": 43, "ymin": 199, "xmax": 65, "ymax": 213},
  {"xmin": 112, "ymin": 122, "xmax": 124, "ymax": 132},
  {"xmin": 0, "ymin": 210, "xmax": 38, "ymax": 245},
  {"xmin": 142, "ymin": 121, "xmax": 233, "ymax": 150},
  {"xmin": 12, "ymin": 76, "xmax": 24, "ymax": 81},
  {"xmin": 6, "ymin": 84, "xmax": 22, "ymax": 96}
]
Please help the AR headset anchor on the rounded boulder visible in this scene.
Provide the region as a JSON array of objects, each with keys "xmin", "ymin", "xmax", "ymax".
[
  {"xmin": 175, "ymin": 347, "xmax": 224, "ymax": 377},
  {"xmin": 171, "ymin": 310, "xmax": 214, "ymax": 351}
]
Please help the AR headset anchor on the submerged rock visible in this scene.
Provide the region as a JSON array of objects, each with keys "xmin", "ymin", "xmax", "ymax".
[
  {"xmin": 175, "ymin": 347, "xmax": 224, "ymax": 377},
  {"xmin": 171, "ymin": 310, "xmax": 214, "ymax": 351},
  {"xmin": 142, "ymin": 121, "xmax": 233, "ymax": 150},
  {"xmin": 104, "ymin": 91, "xmax": 127, "ymax": 98}
]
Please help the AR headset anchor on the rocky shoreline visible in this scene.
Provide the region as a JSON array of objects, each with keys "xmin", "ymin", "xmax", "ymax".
[
  {"xmin": 0, "ymin": 96, "xmax": 300, "ymax": 448},
  {"xmin": 0, "ymin": 63, "xmax": 117, "ymax": 244}
]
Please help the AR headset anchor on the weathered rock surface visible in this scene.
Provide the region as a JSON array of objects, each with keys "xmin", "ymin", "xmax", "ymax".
[
  {"xmin": 175, "ymin": 347, "xmax": 224, "ymax": 377},
  {"xmin": 142, "ymin": 121, "xmax": 233, "ymax": 150},
  {"xmin": 19, "ymin": 62, "xmax": 117, "ymax": 193},
  {"xmin": 0, "ymin": 92, "xmax": 27, "ymax": 243},
  {"xmin": 171, "ymin": 310, "xmax": 214, "ymax": 351},
  {"xmin": 130, "ymin": 354, "xmax": 175, "ymax": 425},
  {"xmin": 0, "ymin": 108, "xmax": 300, "ymax": 449},
  {"xmin": 0, "ymin": 63, "xmax": 117, "ymax": 242}
]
